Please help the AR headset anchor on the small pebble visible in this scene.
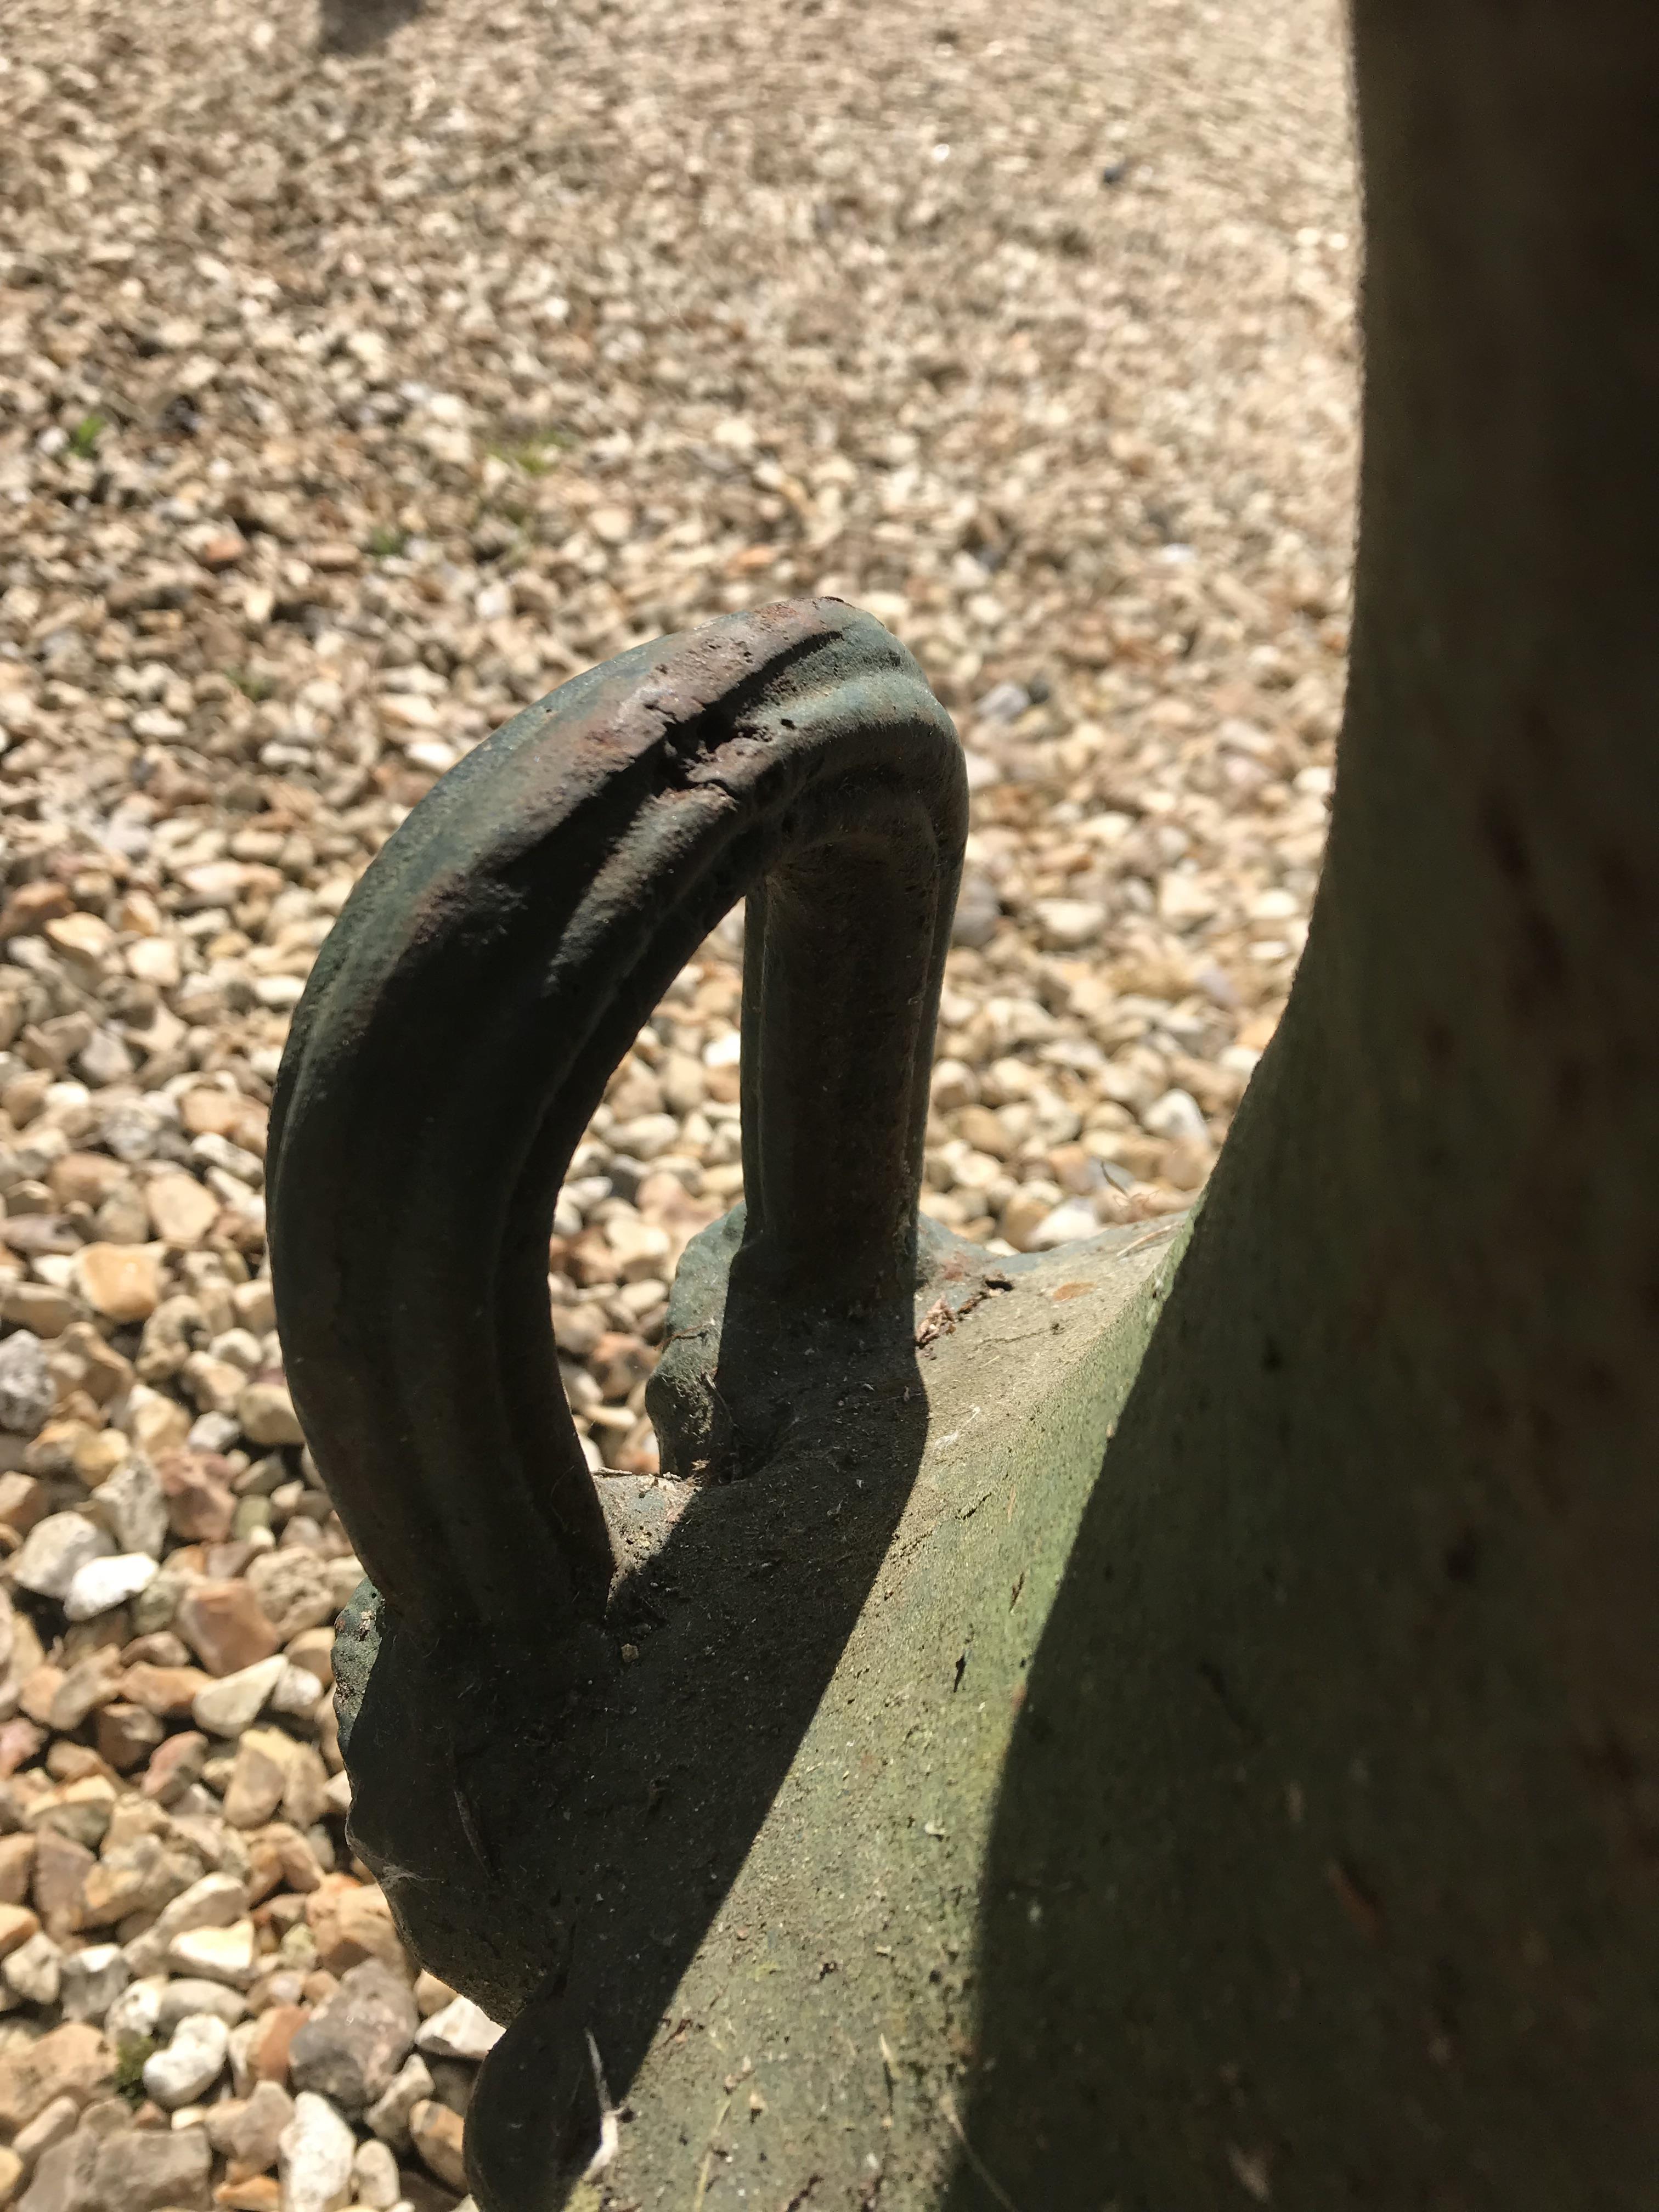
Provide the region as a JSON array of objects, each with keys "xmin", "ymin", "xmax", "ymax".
[
  {"xmin": 63, "ymin": 1551, "xmax": 158, "ymax": 1622},
  {"xmin": 143, "ymin": 2012, "xmax": 230, "ymax": 2109},
  {"xmin": 279, "ymin": 2091, "xmax": 359, "ymax": 2212}
]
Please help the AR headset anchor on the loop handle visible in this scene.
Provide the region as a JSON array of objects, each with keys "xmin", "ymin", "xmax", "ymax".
[{"xmin": 267, "ymin": 601, "xmax": 966, "ymax": 1635}]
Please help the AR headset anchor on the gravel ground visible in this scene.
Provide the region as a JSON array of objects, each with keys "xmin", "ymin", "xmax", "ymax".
[{"xmin": 0, "ymin": 0, "xmax": 1356, "ymax": 2203}]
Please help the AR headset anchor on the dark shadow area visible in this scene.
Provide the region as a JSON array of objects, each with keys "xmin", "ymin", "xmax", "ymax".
[
  {"xmin": 941, "ymin": 1154, "xmax": 1657, "ymax": 2211},
  {"xmin": 340, "ymin": 1226, "xmax": 1010, "ymax": 2208},
  {"xmin": 935, "ymin": 1197, "xmax": 1305, "ymax": 2212},
  {"xmin": 318, "ymin": 0, "xmax": 424, "ymax": 55}
]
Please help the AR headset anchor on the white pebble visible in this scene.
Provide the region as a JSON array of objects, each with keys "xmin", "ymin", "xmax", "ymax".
[
  {"xmin": 64, "ymin": 1550, "xmax": 159, "ymax": 1621},
  {"xmin": 12, "ymin": 1513, "xmax": 113, "ymax": 1601},
  {"xmin": 280, "ymin": 2090, "xmax": 358, "ymax": 2212},
  {"xmin": 143, "ymin": 2012, "xmax": 230, "ymax": 2109},
  {"xmin": 416, "ymin": 1994, "xmax": 504, "ymax": 2064}
]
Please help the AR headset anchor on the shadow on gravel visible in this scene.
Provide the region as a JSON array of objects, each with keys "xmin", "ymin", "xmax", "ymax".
[
  {"xmin": 317, "ymin": 0, "xmax": 424, "ymax": 54},
  {"xmin": 935, "ymin": 1247, "xmax": 1213, "ymax": 2212}
]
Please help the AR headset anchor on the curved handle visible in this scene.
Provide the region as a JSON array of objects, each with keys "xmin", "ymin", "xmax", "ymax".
[{"xmin": 266, "ymin": 601, "xmax": 966, "ymax": 1638}]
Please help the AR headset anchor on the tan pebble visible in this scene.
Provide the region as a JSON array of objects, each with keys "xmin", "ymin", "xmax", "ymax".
[
  {"xmin": 18, "ymin": 1666, "xmax": 64, "ymax": 1729},
  {"xmin": 703, "ymin": 1058, "xmax": 741, "ymax": 1105},
  {"xmin": 44, "ymin": 1746, "xmax": 109, "ymax": 1786},
  {"xmin": 414, "ymin": 1970, "xmax": 457, "ymax": 2018},
  {"xmin": 1162, "ymin": 1137, "xmax": 1215, "ymax": 1192},
  {"xmin": 0, "ymin": 1837, "xmax": 34, "ymax": 1908},
  {"xmin": 156, "ymin": 1448, "xmax": 237, "ymax": 1543},
  {"xmin": 589, "ymin": 504, "xmax": 633, "ymax": 546},
  {"xmin": 1031, "ymin": 896, "xmax": 1107, "ymax": 950},
  {"xmin": 222, "ymin": 1730, "xmax": 292, "ymax": 1830},
  {"xmin": 590, "ymin": 1331, "xmax": 653, "ymax": 1402},
  {"xmin": 602, "ymin": 1215, "xmax": 672, "ymax": 1282},
  {"xmin": 0, "ymin": 1282, "xmax": 78, "ymax": 1336},
  {"xmin": 250, "ymin": 2004, "xmax": 308, "ymax": 2086},
  {"xmin": 0, "ymin": 1905, "xmax": 39, "ymax": 1960},
  {"xmin": 236, "ymin": 1376, "xmax": 304, "ymax": 1448},
  {"xmin": 24, "ymin": 1777, "xmax": 116, "ymax": 1851},
  {"xmin": 0, "ymin": 2020, "xmax": 113, "ymax": 2131},
  {"xmin": 30, "ymin": 1827, "xmax": 94, "ymax": 1939},
  {"xmin": 220, "ymin": 2073, "xmax": 294, "ymax": 2170},
  {"xmin": 230, "ymin": 1278, "xmax": 276, "ymax": 1333},
  {"xmin": 245, "ymin": 1822, "xmax": 323, "ymax": 1904},
  {"xmin": 246, "ymin": 1551, "xmax": 335, "ymax": 1641},
  {"xmin": 633, "ymin": 1173, "xmax": 717, "ymax": 1240},
  {"xmin": 170, "ymin": 1917, "xmax": 257, "ymax": 1985},
  {"xmin": 47, "ymin": 1652, "xmax": 122, "ymax": 1733},
  {"xmin": 282, "ymin": 1628, "xmax": 335, "ymax": 1691},
  {"xmin": 550, "ymin": 1300, "xmax": 608, "ymax": 1358},
  {"xmin": 43, "ymin": 914, "xmax": 114, "ymax": 968},
  {"xmin": 126, "ymin": 937, "xmax": 182, "ymax": 989},
  {"xmin": 304, "ymin": 1877, "xmax": 408, "ymax": 1978},
  {"xmin": 216, "ymin": 2178, "xmax": 280, "ymax": 2211},
  {"xmin": 0, "ymin": 1474, "xmax": 47, "ymax": 1535},
  {"xmin": 193, "ymin": 1655, "xmax": 286, "ymax": 1738},
  {"xmin": 606, "ymin": 1064, "xmax": 662, "ymax": 1120},
  {"xmin": 123, "ymin": 1384, "xmax": 193, "ymax": 1456},
  {"xmin": 112, "ymin": 888, "xmax": 163, "ymax": 935},
  {"xmin": 0, "ymin": 1722, "xmax": 44, "ymax": 1780},
  {"xmin": 408, "ymin": 2097, "xmax": 467, "ymax": 2190},
  {"xmin": 178, "ymin": 1088, "xmax": 249, "ymax": 1141},
  {"xmin": 22, "ymin": 1419, "xmax": 97, "ymax": 1479},
  {"xmin": 47, "ymin": 1154, "xmax": 129, "ymax": 1209},
  {"xmin": 0, "ymin": 883, "xmax": 71, "ymax": 942},
  {"xmin": 957, "ymin": 1104, "xmax": 1014, "ymax": 1160},
  {"xmin": 93, "ymin": 1700, "xmax": 165, "ymax": 1773},
  {"xmin": 279, "ymin": 1742, "xmax": 330, "ymax": 1832},
  {"xmin": 1048, "ymin": 1141, "xmax": 1103, "ymax": 1196},
  {"xmin": 176, "ymin": 1582, "xmax": 282, "ymax": 1677},
  {"xmin": 178, "ymin": 861, "xmax": 254, "ymax": 906},
  {"xmin": 1001, "ymin": 1187, "xmax": 1063, "ymax": 1252},
  {"xmin": 379, "ymin": 693, "xmax": 439, "ymax": 733},
  {"xmin": 122, "ymin": 1662, "xmax": 216, "ymax": 1718},
  {"xmin": 658, "ymin": 1048, "xmax": 705, "ymax": 1114},
  {"xmin": 71, "ymin": 1428, "xmax": 129, "ymax": 1488},
  {"xmin": 10, "ymin": 2091, "xmax": 79, "ymax": 2169},
  {"xmin": 930, "ymin": 1058, "xmax": 978, "ymax": 1111},
  {"xmin": 139, "ymin": 1728, "xmax": 209, "ymax": 1806},
  {"xmin": 563, "ymin": 1227, "xmax": 620, "ymax": 1288},
  {"xmin": 145, "ymin": 1171, "xmax": 221, "ymax": 1250},
  {"xmin": 187, "ymin": 1355, "xmax": 250, "ymax": 1419},
  {"xmin": 74, "ymin": 1244, "xmax": 164, "ymax": 1324},
  {"xmin": 196, "ymin": 532, "xmax": 248, "ymax": 570}
]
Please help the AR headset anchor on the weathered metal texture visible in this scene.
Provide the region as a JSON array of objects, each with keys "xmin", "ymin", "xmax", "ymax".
[
  {"xmin": 477, "ymin": 1214, "xmax": 1180, "ymax": 2210},
  {"xmin": 268, "ymin": 599, "xmax": 966, "ymax": 1643},
  {"xmin": 266, "ymin": 599, "xmax": 1025, "ymax": 2199}
]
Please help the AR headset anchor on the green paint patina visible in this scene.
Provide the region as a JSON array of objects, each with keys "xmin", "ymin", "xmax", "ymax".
[
  {"xmin": 562, "ymin": 1215, "xmax": 1188, "ymax": 2208},
  {"xmin": 329, "ymin": 1201, "xmax": 1188, "ymax": 2208},
  {"xmin": 449, "ymin": 1212, "xmax": 1194, "ymax": 2212}
]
